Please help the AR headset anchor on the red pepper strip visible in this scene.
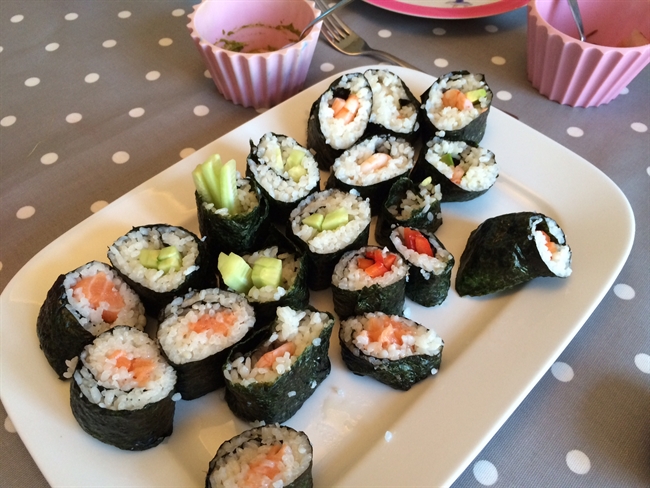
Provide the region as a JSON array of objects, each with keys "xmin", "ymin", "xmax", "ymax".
[
  {"xmin": 364, "ymin": 262, "xmax": 388, "ymax": 278},
  {"xmin": 414, "ymin": 234, "xmax": 434, "ymax": 256},
  {"xmin": 357, "ymin": 257, "xmax": 374, "ymax": 270},
  {"xmin": 403, "ymin": 227, "xmax": 417, "ymax": 250},
  {"xmin": 383, "ymin": 253, "xmax": 397, "ymax": 269}
]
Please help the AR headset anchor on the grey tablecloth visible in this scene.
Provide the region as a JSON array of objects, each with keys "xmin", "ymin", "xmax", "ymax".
[{"xmin": 1, "ymin": 1, "xmax": 648, "ymax": 487}]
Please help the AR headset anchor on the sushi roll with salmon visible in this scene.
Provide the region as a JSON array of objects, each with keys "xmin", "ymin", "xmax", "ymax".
[
  {"xmin": 70, "ymin": 326, "xmax": 177, "ymax": 450},
  {"xmin": 206, "ymin": 424, "xmax": 313, "ymax": 488},
  {"xmin": 340, "ymin": 312, "xmax": 444, "ymax": 390},
  {"xmin": 224, "ymin": 306, "xmax": 334, "ymax": 423},
  {"xmin": 157, "ymin": 288, "xmax": 255, "ymax": 400},
  {"xmin": 36, "ymin": 261, "xmax": 146, "ymax": 379}
]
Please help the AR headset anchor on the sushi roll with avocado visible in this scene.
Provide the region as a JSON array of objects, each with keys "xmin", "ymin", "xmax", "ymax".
[
  {"xmin": 411, "ymin": 137, "xmax": 498, "ymax": 202},
  {"xmin": 375, "ymin": 177, "xmax": 443, "ymax": 247},
  {"xmin": 331, "ymin": 246, "xmax": 408, "ymax": 320},
  {"xmin": 288, "ymin": 189, "xmax": 372, "ymax": 291},
  {"xmin": 339, "ymin": 312, "xmax": 444, "ymax": 391},
  {"xmin": 107, "ymin": 224, "xmax": 215, "ymax": 315},
  {"xmin": 224, "ymin": 306, "xmax": 334, "ymax": 424},
  {"xmin": 37, "ymin": 261, "xmax": 147, "ymax": 380},
  {"xmin": 307, "ymin": 72, "xmax": 373, "ymax": 170},
  {"xmin": 206, "ymin": 424, "xmax": 313, "ymax": 488},
  {"xmin": 456, "ymin": 212, "xmax": 573, "ymax": 297},
  {"xmin": 70, "ymin": 326, "xmax": 177, "ymax": 450},
  {"xmin": 326, "ymin": 134, "xmax": 415, "ymax": 215},
  {"xmin": 157, "ymin": 288, "xmax": 255, "ymax": 400},
  {"xmin": 419, "ymin": 71, "xmax": 493, "ymax": 144},
  {"xmin": 389, "ymin": 227, "xmax": 455, "ymax": 307}
]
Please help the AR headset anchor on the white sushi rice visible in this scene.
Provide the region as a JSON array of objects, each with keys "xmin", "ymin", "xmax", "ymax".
[
  {"xmin": 390, "ymin": 228, "xmax": 453, "ymax": 275},
  {"xmin": 424, "ymin": 72, "xmax": 490, "ymax": 130},
  {"xmin": 425, "ymin": 138, "xmax": 498, "ymax": 191},
  {"xmin": 364, "ymin": 69, "xmax": 418, "ymax": 134},
  {"xmin": 242, "ymin": 247, "xmax": 299, "ymax": 303},
  {"xmin": 332, "ymin": 246, "xmax": 408, "ymax": 290},
  {"xmin": 532, "ymin": 216, "xmax": 572, "ymax": 277},
  {"xmin": 202, "ymin": 177, "xmax": 259, "ymax": 216},
  {"xmin": 157, "ymin": 288, "xmax": 255, "ymax": 365},
  {"xmin": 387, "ymin": 180, "xmax": 442, "ymax": 220},
  {"xmin": 74, "ymin": 327, "xmax": 176, "ymax": 411},
  {"xmin": 63, "ymin": 261, "xmax": 146, "ymax": 336}
]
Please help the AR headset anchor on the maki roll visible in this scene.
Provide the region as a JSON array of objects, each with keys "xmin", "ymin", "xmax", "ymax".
[
  {"xmin": 325, "ymin": 134, "xmax": 415, "ymax": 215},
  {"xmin": 288, "ymin": 189, "xmax": 371, "ymax": 291},
  {"xmin": 339, "ymin": 312, "xmax": 444, "ymax": 391},
  {"xmin": 419, "ymin": 71, "xmax": 493, "ymax": 144},
  {"xmin": 70, "ymin": 326, "xmax": 177, "ymax": 450},
  {"xmin": 224, "ymin": 306, "xmax": 334, "ymax": 424},
  {"xmin": 307, "ymin": 72, "xmax": 373, "ymax": 170},
  {"xmin": 206, "ymin": 424, "xmax": 313, "ymax": 488},
  {"xmin": 157, "ymin": 288, "xmax": 255, "ymax": 400},
  {"xmin": 246, "ymin": 132, "xmax": 320, "ymax": 223},
  {"xmin": 36, "ymin": 261, "xmax": 146, "ymax": 379},
  {"xmin": 107, "ymin": 224, "xmax": 215, "ymax": 315},
  {"xmin": 363, "ymin": 68, "xmax": 420, "ymax": 142},
  {"xmin": 456, "ymin": 212, "xmax": 573, "ymax": 297},
  {"xmin": 331, "ymin": 246, "xmax": 408, "ymax": 320},
  {"xmin": 389, "ymin": 227, "xmax": 454, "ymax": 307},
  {"xmin": 375, "ymin": 177, "xmax": 443, "ymax": 247},
  {"xmin": 411, "ymin": 137, "xmax": 498, "ymax": 202}
]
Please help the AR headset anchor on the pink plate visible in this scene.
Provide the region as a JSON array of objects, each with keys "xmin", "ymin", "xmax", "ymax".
[{"xmin": 364, "ymin": 0, "xmax": 527, "ymax": 19}]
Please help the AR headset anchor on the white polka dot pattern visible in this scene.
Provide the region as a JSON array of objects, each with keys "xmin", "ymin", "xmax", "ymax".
[
  {"xmin": 112, "ymin": 151, "xmax": 130, "ymax": 164},
  {"xmin": 551, "ymin": 362, "xmax": 574, "ymax": 382},
  {"xmin": 566, "ymin": 450, "xmax": 591, "ymax": 474},
  {"xmin": 613, "ymin": 283, "xmax": 635, "ymax": 300},
  {"xmin": 473, "ymin": 460, "xmax": 498, "ymax": 485},
  {"xmin": 634, "ymin": 353, "xmax": 650, "ymax": 374}
]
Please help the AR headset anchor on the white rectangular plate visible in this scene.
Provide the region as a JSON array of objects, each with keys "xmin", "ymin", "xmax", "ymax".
[{"xmin": 0, "ymin": 66, "xmax": 634, "ymax": 487}]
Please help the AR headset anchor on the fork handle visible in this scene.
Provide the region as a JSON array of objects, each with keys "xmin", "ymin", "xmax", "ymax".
[{"xmin": 362, "ymin": 49, "xmax": 420, "ymax": 71}]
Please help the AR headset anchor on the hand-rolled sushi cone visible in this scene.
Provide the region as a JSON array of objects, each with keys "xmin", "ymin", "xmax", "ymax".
[
  {"xmin": 456, "ymin": 212, "xmax": 572, "ymax": 297},
  {"xmin": 331, "ymin": 246, "xmax": 408, "ymax": 320},
  {"xmin": 70, "ymin": 326, "xmax": 177, "ymax": 450},
  {"xmin": 339, "ymin": 312, "xmax": 444, "ymax": 391},
  {"xmin": 157, "ymin": 288, "xmax": 255, "ymax": 401},
  {"xmin": 375, "ymin": 177, "xmax": 443, "ymax": 248},
  {"xmin": 36, "ymin": 261, "xmax": 146, "ymax": 379},
  {"xmin": 410, "ymin": 136, "xmax": 498, "ymax": 202},
  {"xmin": 224, "ymin": 306, "xmax": 334, "ymax": 424},
  {"xmin": 206, "ymin": 424, "xmax": 313, "ymax": 488},
  {"xmin": 419, "ymin": 71, "xmax": 493, "ymax": 144}
]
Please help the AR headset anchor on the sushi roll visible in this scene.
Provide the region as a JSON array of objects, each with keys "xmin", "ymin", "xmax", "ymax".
[
  {"xmin": 287, "ymin": 188, "xmax": 372, "ymax": 291},
  {"xmin": 375, "ymin": 176, "xmax": 443, "ymax": 247},
  {"xmin": 246, "ymin": 132, "xmax": 320, "ymax": 223},
  {"xmin": 107, "ymin": 224, "xmax": 215, "ymax": 315},
  {"xmin": 325, "ymin": 134, "xmax": 415, "ymax": 215},
  {"xmin": 157, "ymin": 288, "xmax": 255, "ymax": 400},
  {"xmin": 331, "ymin": 246, "xmax": 408, "ymax": 319},
  {"xmin": 411, "ymin": 136, "xmax": 498, "ymax": 202},
  {"xmin": 339, "ymin": 312, "xmax": 444, "ymax": 391},
  {"xmin": 419, "ymin": 71, "xmax": 493, "ymax": 144},
  {"xmin": 206, "ymin": 424, "xmax": 313, "ymax": 488},
  {"xmin": 363, "ymin": 68, "xmax": 420, "ymax": 142},
  {"xmin": 456, "ymin": 212, "xmax": 573, "ymax": 297},
  {"xmin": 224, "ymin": 306, "xmax": 334, "ymax": 424},
  {"xmin": 307, "ymin": 72, "xmax": 373, "ymax": 170},
  {"xmin": 70, "ymin": 326, "xmax": 177, "ymax": 450},
  {"xmin": 389, "ymin": 227, "xmax": 455, "ymax": 307},
  {"xmin": 36, "ymin": 261, "xmax": 146, "ymax": 379}
]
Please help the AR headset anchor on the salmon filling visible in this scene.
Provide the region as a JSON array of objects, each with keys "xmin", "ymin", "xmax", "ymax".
[{"xmin": 72, "ymin": 272, "xmax": 125, "ymax": 323}]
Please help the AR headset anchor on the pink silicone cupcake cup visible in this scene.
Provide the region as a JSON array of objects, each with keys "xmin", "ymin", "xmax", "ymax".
[
  {"xmin": 527, "ymin": 0, "xmax": 650, "ymax": 107},
  {"xmin": 188, "ymin": 0, "xmax": 321, "ymax": 109}
]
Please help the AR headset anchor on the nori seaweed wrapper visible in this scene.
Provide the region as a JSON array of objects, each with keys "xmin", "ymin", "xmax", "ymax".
[
  {"xmin": 456, "ymin": 212, "xmax": 572, "ymax": 296},
  {"xmin": 224, "ymin": 307, "xmax": 334, "ymax": 424},
  {"xmin": 375, "ymin": 177, "xmax": 443, "ymax": 247},
  {"xmin": 418, "ymin": 70, "xmax": 492, "ymax": 144}
]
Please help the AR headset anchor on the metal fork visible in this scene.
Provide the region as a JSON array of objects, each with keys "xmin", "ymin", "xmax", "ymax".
[{"xmin": 314, "ymin": 0, "xmax": 419, "ymax": 70}]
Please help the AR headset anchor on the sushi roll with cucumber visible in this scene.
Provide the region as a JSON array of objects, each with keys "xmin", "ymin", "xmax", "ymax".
[
  {"xmin": 70, "ymin": 326, "xmax": 177, "ymax": 450},
  {"xmin": 331, "ymin": 246, "xmax": 408, "ymax": 320},
  {"xmin": 375, "ymin": 176, "xmax": 443, "ymax": 247},
  {"xmin": 307, "ymin": 72, "xmax": 373, "ymax": 170},
  {"xmin": 107, "ymin": 224, "xmax": 215, "ymax": 315},
  {"xmin": 224, "ymin": 306, "xmax": 334, "ymax": 424},
  {"xmin": 419, "ymin": 71, "xmax": 493, "ymax": 144},
  {"xmin": 325, "ymin": 134, "xmax": 415, "ymax": 215},
  {"xmin": 411, "ymin": 136, "xmax": 498, "ymax": 202},
  {"xmin": 339, "ymin": 312, "xmax": 444, "ymax": 391},
  {"xmin": 456, "ymin": 212, "xmax": 573, "ymax": 297},
  {"xmin": 246, "ymin": 132, "xmax": 320, "ymax": 223},
  {"xmin": 288, "ymin": 188, "xmax": 372, "ymax": 291},
  {"xmin": 206, "ymin": 424, "xmax": 313, "ymax": 488},
  {"xmin": 157, "ymin": 288, "xmax": 255, "ymax": 400},
  {"xmin": 389, "ymin": 227, "xmax": 455, "ymax": 307},
  {"xmin": 36, "ymin": 261, "xmax": 147, "ymax": 379}
]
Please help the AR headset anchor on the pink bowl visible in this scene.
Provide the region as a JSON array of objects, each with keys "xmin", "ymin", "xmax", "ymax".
[
  {"xmin": 527, "ymin": 0, "xmax": 650, "ymax": 107},
  {"xmin": 188, "ymin": 0, "xmax": 321, "ymax": 109}
]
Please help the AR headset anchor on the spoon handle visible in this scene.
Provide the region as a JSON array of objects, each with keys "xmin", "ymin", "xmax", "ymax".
[{"xmin": 567, "ymin": 0, "xmax": 586, "ymax": 42}]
